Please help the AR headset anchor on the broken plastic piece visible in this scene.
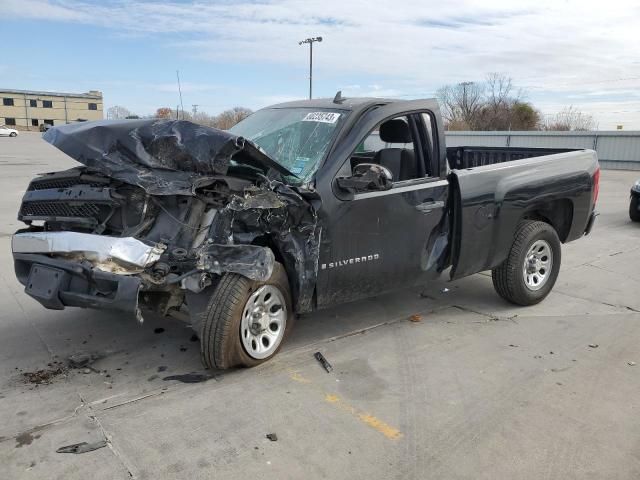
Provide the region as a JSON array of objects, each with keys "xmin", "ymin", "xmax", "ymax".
[
  {"xmin": 12, "ymin": 231, "xmax": 165, "ymax": 270},
  {"xmin": 196, "ymin": 244, "xmax": 275, "ymax": 282},
  {"xmin": 314, "ymin": 352, "xmax": 333, "ymax": 373},
  {"xmin": 56, "ymin": 440, "xmax": 108, "ymax": 454},
  {"xmin": 266, "ymin": 433, "xmax": 278, "ymax": 441}
]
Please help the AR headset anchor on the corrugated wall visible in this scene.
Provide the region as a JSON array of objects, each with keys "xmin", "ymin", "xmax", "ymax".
[{"xmin": 445, "ymin": 131, "xmax": 640, "ymax": 170}]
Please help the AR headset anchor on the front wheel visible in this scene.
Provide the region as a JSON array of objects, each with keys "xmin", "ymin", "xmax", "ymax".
[
  {"xmin": 630, "ymin": 196, "xmax": 640, "ymax": 222},
  {"xmin": 200, "ymin": 262, "xmax": 294, "ymax": 369},
  {"xmin": 492, "ymin": 220, "xmax": 561, "ymax": 306},
  {"xmin": 9, "ymin": 132, "xmax": 17, "ymax": 137}
]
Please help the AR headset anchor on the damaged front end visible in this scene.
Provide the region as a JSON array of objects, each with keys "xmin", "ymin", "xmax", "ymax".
[{"xmin": 13, "ymin": 119, "xmax": 320, "ymax": 322}]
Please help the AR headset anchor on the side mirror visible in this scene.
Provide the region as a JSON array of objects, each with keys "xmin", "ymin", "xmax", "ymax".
[{"xmin": 336, "ymin": 163, "xmax": 393, "ymax": 193}]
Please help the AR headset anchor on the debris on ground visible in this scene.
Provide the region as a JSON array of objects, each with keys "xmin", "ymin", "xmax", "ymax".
[
  {"xmin": 154, "ymin": 327, "xmax": 165, "ymax": 334},
  {"xmin": 22, "ymin": 365, "xmax": 67, "ymax": 385},
  {"xmin": 628, "ymin": 361, "xmax": 636, "ymax": 366},
  {"xmin": 314, "ymin": 352, "xmax": 333, "ymax": 373},
  {"xmin": 163, "ymin": 373, "xmax": 212, "ymax": 383},
  {"xmin": 82, "ymin": 368, "xmax": 91, "ymax": 374},
  {"xmin": 266, "ymin": 433, "xmax": 278, "ymax": 442},
  {"xmin": 588, "ymin": 344, "xmax": 599, "ymax": 348},
  {"xmin": 56, "ymin": 440, "xmax": 108, "ymax": 454},
  {"xmin": 190, "ymin": 334, "xmax": 199, "ymax": 342},
  {"xmin": 67, "ymin": 351, "xmax": 100, "ymax": 369},
  {"xmin": 508, "ymin": 344, "xmax": 519, "ymax": 347},
  {"xmin": 15, "ymin": 431, "xmax": 41, "ymax": 448},
  {"xmin": 442, "ymin": 288, "xmax": 450, "ymax": 293},
  {"xmin": 157, "ymin": 365, "xmax": 168, "ymax": 372},
  {"xmin": 409, "ymin": 314, "xmax": 422, "ymax": 323}
]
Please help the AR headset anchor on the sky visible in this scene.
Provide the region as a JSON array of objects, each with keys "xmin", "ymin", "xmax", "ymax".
[{"xmin": 2, "ymin": 0, "xmax": 640, "ymax": 129}]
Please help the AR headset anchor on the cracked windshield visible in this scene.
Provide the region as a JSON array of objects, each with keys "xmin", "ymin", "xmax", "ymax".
[{"xmin": 230, "ymin": 108, "xmax": 347, "ymax": 180}]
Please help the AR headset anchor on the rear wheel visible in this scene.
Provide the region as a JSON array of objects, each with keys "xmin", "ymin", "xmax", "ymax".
[
  {"xmin": 492, "ymin": 220, "xmax": 561, "ymax": 306},
  {"xmin": 9, "ymin": 132, "xmax": 17, "ymax": 137},
  {"xmin": 200, "ymin": 262, "xmax": 294, "ymax": 369},
  {"xmin": 630, "ymin": 196, "xmax": 640, "ymax": 222}
]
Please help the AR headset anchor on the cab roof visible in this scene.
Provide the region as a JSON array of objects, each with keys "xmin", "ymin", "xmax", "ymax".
[{"xmin": 268, "ymin": 97, "xmax": 394, "ymax": 113}]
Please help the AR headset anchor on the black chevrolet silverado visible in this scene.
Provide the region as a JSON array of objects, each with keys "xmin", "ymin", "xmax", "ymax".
[{"xmin": 12, "ymin": 96, "xmax": 599, "ymax": 369}]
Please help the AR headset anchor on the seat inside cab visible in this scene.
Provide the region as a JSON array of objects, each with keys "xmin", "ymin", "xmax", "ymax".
[{"xmin": 350, "ymin": 116, "xmax": 420, "ymax": 182}]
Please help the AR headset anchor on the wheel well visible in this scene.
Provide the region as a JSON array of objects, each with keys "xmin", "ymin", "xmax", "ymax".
[
  {"xmin": 250, "ymin": 235, "xmax": 298, "ymax": 301},
  {"xmin": 250, "ymin": 235, "xmax": 285, "ymax": 264},
  {"xmin": 522, "ymin": 199, "xmax": 573, "ymax": 242}
]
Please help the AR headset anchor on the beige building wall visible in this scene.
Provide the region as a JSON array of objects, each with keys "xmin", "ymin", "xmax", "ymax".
[{"xmin": 0, "ymin": 89, "xmax": 103, "ymax": 130}]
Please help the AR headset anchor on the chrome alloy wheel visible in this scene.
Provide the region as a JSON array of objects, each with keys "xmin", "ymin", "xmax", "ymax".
[
  {"xmin": 523, "ymin": 239, "xmax": 553, "ymax": 291},
  {"xmin": 240, "ymin": 285, "xmax": 287, "ymax": 359}
]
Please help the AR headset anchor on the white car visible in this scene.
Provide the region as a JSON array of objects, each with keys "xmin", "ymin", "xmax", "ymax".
[{"xmin": 0, "ymin": 125, "xmax": 18, "ymax": 137}]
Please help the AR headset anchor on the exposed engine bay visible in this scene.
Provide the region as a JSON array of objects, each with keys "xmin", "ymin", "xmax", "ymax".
[{"xmin": 12, "ymin": 119, "xmax": 320, "ymax": 322}]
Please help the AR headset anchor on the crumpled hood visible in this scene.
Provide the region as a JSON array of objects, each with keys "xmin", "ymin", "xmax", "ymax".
[{"xmin": 43, "ymin": 119, "xmax": 294, "ymax": 195}]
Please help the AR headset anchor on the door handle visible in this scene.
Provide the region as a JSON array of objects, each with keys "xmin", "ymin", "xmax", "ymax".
[{"xmin": 415, "ymin": 200, "xmax": 445, "ymax": 214}]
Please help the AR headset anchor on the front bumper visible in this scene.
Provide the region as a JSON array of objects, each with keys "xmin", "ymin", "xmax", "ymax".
[
  {"xmin": 12, "ymin": 231, "xmax": 164, "ymax": 271},
  {"xmin": 11, "ymin": 231, "xmax": 163, "ymax": 315},
  {"xmin": 14, "ymin": 253, "xmax": 142, "ymax": 314}
]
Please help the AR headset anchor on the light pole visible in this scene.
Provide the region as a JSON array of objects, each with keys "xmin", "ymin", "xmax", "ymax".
[{"xmin": 299, "ymin": 36, "xmax": 322, "ymax": 99}]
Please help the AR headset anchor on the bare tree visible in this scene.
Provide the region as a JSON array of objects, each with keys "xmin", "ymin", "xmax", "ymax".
[
  {"xmin": 155, "ymin": 107, "xmax": 173, "ymax": 119},
  {"xmin": 107, "ymin": 105, "xmax": 132, "ymax": 120},
  {"xmin": 212, "ymin": 107, "xmax": 253, "ymax": 130},
  {"xmin": 151, "ymin": 106, "xmax": 252, "ymax": 129},
  {"xmin": 437, "ymin": 81, "xmax": 485, "ymax": 129},
  {"xmin": 437, "ymin": 73, "xmax": 541, "ymax": 130},
  {"xmin": 542, "ymin": 106, "xmax": 598, "ymax": 131},
  {"xmin": 486, "ymin": 73, "xmax": 517, "ymax": 111}
]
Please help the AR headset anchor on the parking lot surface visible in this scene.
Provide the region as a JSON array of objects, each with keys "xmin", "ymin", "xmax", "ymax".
[{"xmin": 1, "ymin": 132, "xmax": 639, "ymax": 479}]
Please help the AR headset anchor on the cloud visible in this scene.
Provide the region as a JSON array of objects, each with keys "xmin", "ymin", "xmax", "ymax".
[{"xmin": 6, "ymin": 0, "xmax": 640, "ymax": 127}]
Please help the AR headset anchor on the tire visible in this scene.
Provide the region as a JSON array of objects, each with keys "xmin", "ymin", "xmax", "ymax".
[
  {"xmin": 630, "ymin": 196, "xmax": 640, "ymax": 222},
  {"xmin": 200, "ymin": 262, "xmax": 294, "ymax": 369},
  {"xmin": 492, "ymin": 220, "xmax": 561, "ymax": 306},
  {"xmin": 9, "ymin": 132, "xmax": 17, "ymax": 137}
]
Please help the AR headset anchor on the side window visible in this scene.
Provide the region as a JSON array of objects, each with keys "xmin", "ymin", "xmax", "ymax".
[{"xmin": 349, "ymin": 116, "xmax": 419, "ymax": 183}]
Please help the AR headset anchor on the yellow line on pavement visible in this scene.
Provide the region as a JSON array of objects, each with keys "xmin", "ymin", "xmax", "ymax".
[{"xmin": 289, "ymin": 370, "xmax": 402, "ymax": 440}]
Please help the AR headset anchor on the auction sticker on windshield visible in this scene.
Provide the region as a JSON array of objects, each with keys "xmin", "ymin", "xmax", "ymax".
[{"xmin": 302, "ymin": 112, "xmax": 341, "ymax": 124}]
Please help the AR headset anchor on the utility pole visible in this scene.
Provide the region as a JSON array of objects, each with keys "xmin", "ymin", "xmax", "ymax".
[
  {"xmin": 298, "ymin": 36, "xmax": 322, "ymax": 99},
  {"xmin": 23, "ymin": 93, "xmax": 29, "ymax": 131},
  {"xmin": 176, "ymin": 70, "xmax": 185, "ymax": 120}
]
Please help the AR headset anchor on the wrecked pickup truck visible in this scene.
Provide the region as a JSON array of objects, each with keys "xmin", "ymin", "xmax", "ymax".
[{"xmin": 12, "ymin": 97, "xmax": 599, "ymax": 369}]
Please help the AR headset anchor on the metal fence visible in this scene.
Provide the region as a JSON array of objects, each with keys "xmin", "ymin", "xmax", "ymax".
[{"xmin": 445, "ymin": 131, "xmax": 640, "ymax": 170}]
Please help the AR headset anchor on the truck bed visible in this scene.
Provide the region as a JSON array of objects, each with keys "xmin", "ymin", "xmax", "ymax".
[
  {"xmin": 449, "ymin": 149, "xmax": 599, "ymax": 280},
  {"xmin": 446, "ymin": 146, "xmax": 576, "ymax": 169}
]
